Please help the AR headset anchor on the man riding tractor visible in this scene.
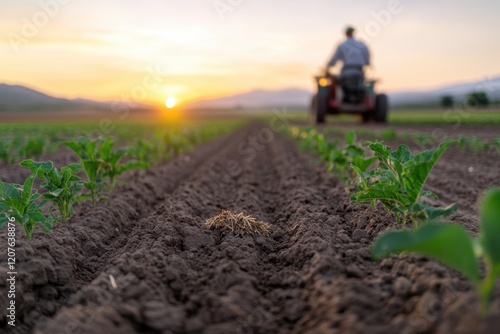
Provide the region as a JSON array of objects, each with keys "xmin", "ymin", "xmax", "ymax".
[{"xmin": 311, "ymin": 26, "xmax": 389, "ymax": 124}]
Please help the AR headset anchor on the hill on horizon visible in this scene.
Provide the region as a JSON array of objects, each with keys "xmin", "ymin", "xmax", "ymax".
[
  {"xmin": 187, "ymin": 76, "xmax": 500, "ymax": 109},
  {"xmin": 389, "ymin": 76, "xmax": 500, "ymax": 106},
  {"xmin": 2, "ymin": 76, "xmax": 500, "ymax": 112},
  {"xmin": 0, "ymin": 84, "xmax": 112, "ymax": 112}
]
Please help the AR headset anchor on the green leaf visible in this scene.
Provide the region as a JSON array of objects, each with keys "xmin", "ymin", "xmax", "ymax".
[
  {"xmin": 0, "ymin": 213, "xmax": 9, "ymax": 228},
  {"xmin": 81, "ymin": 159, "xmax": 103, "ymax": 181},
  {"xmin": 99, "ymin": 137, "xmax": 115, "ymax": 158},
  {"xmin": 345, "ymin": 131, "xmax": 356, "ymax": 145},
  {"xmin": 21, "ymin": 175, "xmax": 36, "ymax": 205},
  {"xmin": 0, "ymin": 201, "xmax": 9, "ymax": 211},
  {"xmin": 28, "ymin": 212, "xmax": 52, "ymax": 231},
  {"xmin": 420, "ymin": 190, "xmax": 439, "ymax": 200},
  {"xmin": 20, "ymin": 160, "xmax": 53, "ymax": 178},
  {"xmin": 2, "ymin": 182, "xmax": 21, "ymax": 199},
  {"xmin": 352, "ymin": 156, "xmax": 376, "ymax": 172},
  {"xmin": 391, "ymin": 144, "xmax": 413, "ymax": 165},
  {"xmin": 421, "ymin": 202, "xmax": 458, "ymax": 220},
  {"xmin": 367, "ymin": 141, "xmax": 392, "ymax": 162},
  {"xmin": 47, "ymin": 169, "xmax": 62, "ymax": 186},
  {"xmin": 48, "ymin": 189, "xmax": 64, "ymax": 197},
  {"xmin": 77, "ymin": 193, "xmax": 93, "ymax": 202},
  {"xmin": 479, "ymin": 188, "xmax": 500, "ymax": 268},
  {"xmin": 62, "ymin": 163, "xmax": 83, "ymax": 174},
  {"xmin": 373, "ymin": 222, "xmax": 480, "ymax": 284},
  {"xmin": 118, "ymin": 161, "xmax": 149, "ymax": 173},
  {"xmin": 403, "ymin": 140, "xmax": 455, "ymax": 205},
  {"xmin": 62, "ymin": 141, "xmax": 85, "ymax": 159},
  {"xmin": 19, "ymin": 159, "xmax": 37, "ymax": 172}
]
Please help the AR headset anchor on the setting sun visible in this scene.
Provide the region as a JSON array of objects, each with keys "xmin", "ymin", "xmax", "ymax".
[{"xmin": 165, "ymin": 97, "xmax": 177, "ymax": 108}]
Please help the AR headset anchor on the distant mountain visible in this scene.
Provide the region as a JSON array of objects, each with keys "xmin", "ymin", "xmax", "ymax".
[
  {"xmin": 3, "ymin": 76, "xmax": 500, "ymax": 113},
  {"xmin": 0, "ymin": 84, "xmax": 65, "ymax": 106},
  {"xmin": 388, "ymin": 76, "xmax": 500, "ymax": 106},
  {"xmin": 187, "ymin": 88, "xmax": 313, "ymax": 109},
  {"xmin": 0, "ymin": 84, "xmax": 112, "ymax": 112},
  {"xmin": 187, "ymin": 76, "xmax": 500, "ymax": 109}
]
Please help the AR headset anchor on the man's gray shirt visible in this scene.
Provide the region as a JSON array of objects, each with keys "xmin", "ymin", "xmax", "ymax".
[{"xmin": 328, "ymin": 38, "xmax": 370, "ymax": 68}]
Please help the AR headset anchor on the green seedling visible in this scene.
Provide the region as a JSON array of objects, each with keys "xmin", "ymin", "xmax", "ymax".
[
  {"xmin": 291, "ymin": 129, "xmax": 375, "ymax": 184},
  {"xmin": 467, "ymin": 137, "xmax": 490, "ymax": 153},
  {"xmin": 380, "ymin": 128, "xmax": 398, "ymax": 140},
  {"xmin": 302, "ymin": 130, "xmax": 332, "ymax": 154},
  {"xmin": 356, "ymin": 129, "xmax": 376, "ymax": 138},
  {"xmin": 412, "ymin": 133, "xmax": 434, "ymax": 147},
  {"xmin": 456, "ymin": 136, "xmax": 491, "ymax": 153},
  {"xmin": 0, "ymin": 175, "xmax": 52, "ymax": 240},
  {"xmin": 0, "ymin": 137, "xmax": 22, "ymax": 164},
  {"xmin": 295, "ymin": 129, "xmax": 342, "ymax": 170},
  {"xmin": 63, "ymin": 138, "xmax": 107, "ymax": 205},
  {"xmin": 133, "ymin": 139, "xmax": 160, "ymax": 166},
  {"xmin": 163, "ymin": 131, "xmax": 190, "ymax": 158},
  {"xmin": 351, "ymin": 140, "xmax": 457, "ymax": 227},
  {"xmin": 332, "ymin": 131, "xmax": 376, "ymax": 179},
  {"xmin": 495, "ymin": 137, "xmax": 500, "ymax": 156},
  {"xmin": 20, "ymin": 160, "xmax": 84, "ymax": 221},
  {"xmin": 373, "ymin": 188, "xmax": 500, "ymax": 315},
  {"xmin": 99, "ymin": 137, "xmax": 148, "ymax": 187},
  {"xmin": 400, "ymin": 132, "xmax": 412, "ymax": 142},
  {"xmin": 20, "ymin": 137, "xmax": 45, "ymax": 159}
]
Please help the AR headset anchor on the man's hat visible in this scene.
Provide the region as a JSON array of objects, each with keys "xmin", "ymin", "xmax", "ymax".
[{"xmin": 345, "ymin": 26, "xmax": 355, "ymax": 34}]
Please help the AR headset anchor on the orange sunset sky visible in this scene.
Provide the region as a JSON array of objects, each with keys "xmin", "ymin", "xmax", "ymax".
[{"xmin": 1, "ymin": 0, "xmax": 500, "ymax": 108}]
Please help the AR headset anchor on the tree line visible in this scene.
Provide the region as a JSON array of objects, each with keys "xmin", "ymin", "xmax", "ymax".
[{"xmin": 441, "ymin": 92, "xmax": 493, "ymax": 108}]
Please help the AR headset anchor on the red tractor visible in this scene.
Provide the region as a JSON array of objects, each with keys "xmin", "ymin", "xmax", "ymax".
[{"xmin": 311, "ymin": 72, "xmax": 389, "ymax": 124}]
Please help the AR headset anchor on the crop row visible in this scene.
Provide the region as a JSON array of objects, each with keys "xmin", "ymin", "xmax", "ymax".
[
  {"xmin": 0, "ymin": 122, "xmax": 239, "ymax": 240},
  {"xmin": 289, "ymin": 127, "xmax": 500, "ymax": 315},
  {"xmin": 321, "ymin": 127, "xmax": 500, "ymax": 155}
]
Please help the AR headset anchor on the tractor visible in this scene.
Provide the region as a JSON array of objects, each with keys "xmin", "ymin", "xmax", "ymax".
[{"xmin": 311, "ymin": 72, "xmax": 389, "ymax": 124}]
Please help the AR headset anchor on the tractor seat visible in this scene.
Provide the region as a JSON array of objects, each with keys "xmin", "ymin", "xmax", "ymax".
[
  {"xmin": 339, "ymin": 72, "xmax": 365, "ymax": 104},
  {"xmin": 339, "ymin": 72, "xmax": 365, "ymax": 92}
]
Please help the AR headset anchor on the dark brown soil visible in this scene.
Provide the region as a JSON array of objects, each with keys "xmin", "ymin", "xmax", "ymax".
[{"xmin": 1, "ymin": 122, "xmax": 499, "ymax": 334}]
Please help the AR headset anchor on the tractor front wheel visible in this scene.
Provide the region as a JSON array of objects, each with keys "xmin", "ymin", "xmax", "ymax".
[
  {"xmin": 361, "ymin": 112, "xmax": 372, "ymax": 123},
  {"xmin": 310, "ymin": 94, "xmax": 326, "ymax": 124},
  {"xmin": 374, "ymin": 94, "xmax": 389, "ymax": 123}
]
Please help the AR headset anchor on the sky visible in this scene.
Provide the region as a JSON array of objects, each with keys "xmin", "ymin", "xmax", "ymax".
[{"xmin": 1, "ymin": 0, "xmax": 500, "ymax": 107}]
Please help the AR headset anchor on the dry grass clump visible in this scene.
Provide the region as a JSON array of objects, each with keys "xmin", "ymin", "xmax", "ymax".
[{"xmin": 204, "ymin": 210, "xmax": 271, "ymax": 236}]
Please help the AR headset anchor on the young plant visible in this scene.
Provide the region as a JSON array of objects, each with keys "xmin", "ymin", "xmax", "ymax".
[
  {"xmin": 412, "ymin": 133, "xmax": 434, "ymax": 147},
  {"xmin": 164, "ymin": 130, "xmax": 190, "ymax": 157},
  {"xmin": 0, "ymin": 175, "xmax": 52, "ymax": 240},
  {"xmin": 467, "ymin": 137, "xmax": 490, "ymax": 153},
  {"xmin": 456, "ymin": 135, "xmax": 467, "ymax": 149},
  {"xmin": 351, "ymin": 140, "xmax": 457, "ymax": 227},
  {"xmin": 372, "ymin": 188, "xmax": 500, "ymax": 315},
  {"xmin": 63, "ymin": 138, "xmax": 107, "ymax": 205},
  {"xmin": 0, "ymin": 137, "xmax": 22, "ymax": 164},
  {"xmin": 99, "ymin": 137, "xmax": 148, "ymax": 187},
  {"xmin": 329, "ymin": 131, "xmax": 376, "ymax": 180},
  {"xmin": 301, "ymin": 130, "xmax": 336, "ymax": 156},
  {"xmin": 292, "ymin": 129, "xmax": 375, "ymax": 183},
  {"xmin": 495, "ymin": 137, "xmax": 500, "ymax": 157},
  {"xmin": 20, "ymin": 160, "xmax": 84, "ymax": 221},
  {"xmin": 380, "ymin": 128, "xmax": 398, "ymax": 140},
  {"xmin": 20, "ymin": 137, "xmax": 45, "ymax": 159},
  {"xmin": 133, "ymin": 139, "xmax": 160, "ymax": 166}
]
